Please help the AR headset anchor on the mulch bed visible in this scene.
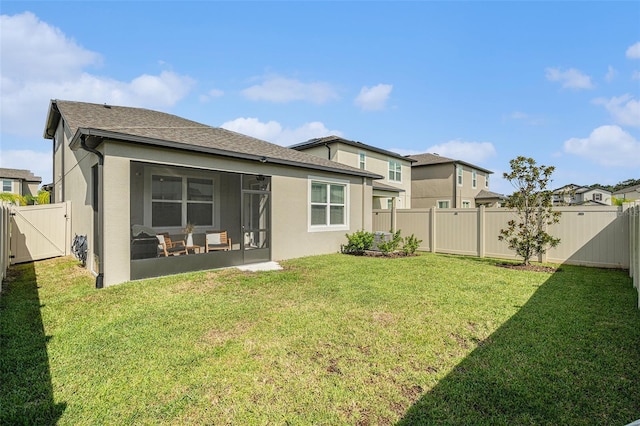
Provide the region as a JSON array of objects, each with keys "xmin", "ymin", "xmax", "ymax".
[{"xmin": 496, "ymin": 263, "xmax": 560, "ymax": 273}]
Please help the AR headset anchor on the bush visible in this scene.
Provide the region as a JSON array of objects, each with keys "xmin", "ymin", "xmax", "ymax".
[
  {"xmin": 377, "ymin": 230, "xmax": 402, "ymax": 255},
  {"xmin": 343, "ymin": 230, "xmax": 374, "ymax": 254},
  {"xmin": 0, "ymin": 193, "xmax": 26, "ymax": 206},
  {"xmin": 402, "ymin": 234, "xmax": 422, "ymax": 255}
]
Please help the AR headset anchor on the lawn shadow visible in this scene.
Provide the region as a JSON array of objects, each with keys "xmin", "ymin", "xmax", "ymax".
[
  {"xmin": 0, "ymin": 262, "xmax": 66, "ymax": 424},
  {"xmin": 398, "ymin": 265, "xmax": 640, "ymax": 425}
]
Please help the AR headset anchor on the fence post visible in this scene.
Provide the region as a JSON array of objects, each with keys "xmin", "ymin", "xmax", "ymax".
[
  {"xmin": 478, "ymin": 205, "xmax": 485, "ymax": 258},
  {"xmin": 430, "ymin": 207, "xmax": 437, "ymax": 253}
]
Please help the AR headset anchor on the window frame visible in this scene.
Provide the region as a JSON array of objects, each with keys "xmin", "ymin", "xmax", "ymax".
[
  {"xmin": 388, "ymin": 160, "xmax": 402, "ymax": 183},
  {"xmin": 359, "ymin": 152, "xmax": 366, "ymax": 170},
  {"xmin": 308, "ymin": 176, "xmax": 349, "ymax": 232},
  {"xmin": 485, "ymin": 174, "xmax": 490, "ymax": 188},
  {"xmin": 472, "ymin": 170, "xmax": 477, "ymax": 189},
  {"xmin": 437, "ymin": 200, "xmax": 450, "ymax": 208},
  {"xmin": 457, "ymin": 165, "xmax": 463, "ymax": 186},
  {"xmin": 592, "ymin": 193, "xmax": 602, "ymax": 201},
  {"xmin": 2, "ymin": 180, "xmax": 12, "ymax": 193},
  {"xmin": 144, "ymin": 166, "xmax": 216, "ymax": 231},
  {"xmin": 462, "ymin": 200, "xmax": 471, "ymax": 208}
]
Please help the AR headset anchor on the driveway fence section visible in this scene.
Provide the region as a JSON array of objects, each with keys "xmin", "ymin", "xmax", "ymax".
[{"xmin": 0, "ymin": 201, "xmax": 10, "ymax": 288}]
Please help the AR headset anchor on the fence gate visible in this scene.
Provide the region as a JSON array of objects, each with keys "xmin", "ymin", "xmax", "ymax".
[{"xmin": 10, "ymin": 202, "xmax": 71, "ymax": 264}]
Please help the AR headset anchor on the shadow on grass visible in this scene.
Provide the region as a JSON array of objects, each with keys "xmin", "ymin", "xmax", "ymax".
[
  {"xmin": 0, "ymin": 262, "xmax": 66, "ymax": 424},
  {"xmin": 398, "ymin": 265, "xmax": 640, "ymax": 425}
]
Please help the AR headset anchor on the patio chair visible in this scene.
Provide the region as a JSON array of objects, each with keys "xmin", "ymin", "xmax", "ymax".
[
  {"xmin": 157, "ymin": 233, "xmax": 188, "ymax": 257},
  {"xmin": 205, "ymin": 230, "xmax": 232, "ymax": 252}
]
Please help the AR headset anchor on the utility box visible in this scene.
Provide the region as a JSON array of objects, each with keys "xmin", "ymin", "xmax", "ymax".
[{"xmin": 371, "ymin": 232, "xmax": 392, "ymax": 251}]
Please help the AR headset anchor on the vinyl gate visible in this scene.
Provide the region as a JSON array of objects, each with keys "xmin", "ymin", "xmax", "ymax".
[{"xmin": 9, "ymin": 202, "xmax": 71, "ymax": 264}]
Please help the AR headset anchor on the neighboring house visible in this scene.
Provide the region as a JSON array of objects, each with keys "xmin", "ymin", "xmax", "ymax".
[
  {"xmin": 0, "ymin": 168, "xmax": 41, "ymax": 196},
  {"xmin": 553, "ymin": 184, "xmax": 612, "ymax": 206},
  {"xmin": 613, "ymin": 183, "xmax": 640, "ymax": 202},
  {"xmin": 44, "ymin": 100, "xmax": 382, "ymax": 287},
  {"xmin": 407, "ymin": 153, "xmax": 502, "ymax": 208},
  {"xmin": 290, "ymin": 136, "xmax": 414, "ymax": 210}
]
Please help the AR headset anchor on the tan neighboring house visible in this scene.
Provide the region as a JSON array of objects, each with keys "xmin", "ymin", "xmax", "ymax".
[
  {"xmin": 0, "ymin": 168, "xmax": 42, "ymax": 196},
  {"xmin": 408, "ymin": 153, "xmax": 502, "ymax": 208},
  {"xmin": 290, "ymin": 135, "xmax": 414, "ymax": 210},
  {"xmin": 553, "ymin": 184, "xmax": 612, "ymax": 206},
  {"xmin": 613, "ymin": 183, "xmax": 640, "ymax": 202},
  {"xmin": 44, "ymin": 100, "xmax": 382, "ymax": 287}
]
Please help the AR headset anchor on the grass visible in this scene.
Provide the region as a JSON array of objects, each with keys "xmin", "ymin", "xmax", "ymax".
[{"xmin": 1, "ymin": 253, "xmax": 639, "ymax": 425}]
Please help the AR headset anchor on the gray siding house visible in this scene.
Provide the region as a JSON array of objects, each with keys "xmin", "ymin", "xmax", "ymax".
[{"xmin": 44, "ymin": 100, "xmax": 381, "ymax": 287}]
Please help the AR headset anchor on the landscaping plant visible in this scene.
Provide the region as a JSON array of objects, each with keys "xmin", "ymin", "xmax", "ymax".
[
  {"xmin": 498, "ymin": 156, "xmax": 561, "ymax": 265},
  {"xmin": 342, "ymin": 230, "xmax": 374, "ymax": 254}
]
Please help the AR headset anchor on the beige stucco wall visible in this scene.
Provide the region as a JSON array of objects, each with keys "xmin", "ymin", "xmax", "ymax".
[
  {"xmin": 298, "ymin": 142, "xmax": 412, "ymax": 209},
  {"xmin": 412, "ymin": 163, "xmax": 490, "ymax": 208},
  {"xmin": 95, "ymin": 140, "xmax": 373, "ymax": 286},
  {"xmin": 52, "ymin": 120, "xmax": 99, "ymax": 275}
]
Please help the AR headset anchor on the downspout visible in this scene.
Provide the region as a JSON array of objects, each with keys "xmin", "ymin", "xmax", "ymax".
[
  {"xmin": 453, "ymin": 163, "xmax": 458, "ymax": 208},
  {"xmin": 324, "ymin": 143, "xmax": 331, "ymax": 160},
  {"xmin": 80, "ymin": 135, "xmax": 105, "ymax": 289}
]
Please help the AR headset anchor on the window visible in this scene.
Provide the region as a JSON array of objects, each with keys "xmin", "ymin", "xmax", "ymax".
[
  {"xmin": 437, "ymin": 200, "xmax": 450, "ymax": 208},
  {"xmin": 2, "ymin": 180, "xmax": 12, "ymax": 192},
  {"xmin": 359, "ymin": 152, "xmax": 366, "ymax": 170},
  {"xmin": 388, "ymin": 160, "xmax": 401, "ymax": 182},
  {"xmin": 310, "ymin": 179, "xmax": 348, "ymax": 229},
  {"xmin": 462, "ymin": 200, "xmax": 471, "ymax": 208},
  {"xmin": 457, "ymin": 166, "xmax": 463, "ymax": 186},
  {"xmin": 485, "ymin": 174, "xmax": 490, "ymax": 188},
  {"xmin": 151, "ymin": 174, "xmax": 213, "ymax": 227},
  {"xmin": 593, "ymin": 193, "xmax": 602, "ymax": 201},
  {"xmin": 472, "ymin": 170, "xmax": 477, "ymax": 188}
]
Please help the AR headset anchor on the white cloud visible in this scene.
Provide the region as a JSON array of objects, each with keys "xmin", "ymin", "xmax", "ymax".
[
  {"xmin": 626, "ymin": 42, "xmax": 640, "ymax": 59},
  {"xmin": 424, "ymin": 140, "xmax": 497, "ymax": 164},
  {"xmin": 354, "ymin": 84, "xmax": 393, "ymax": 111},
  {"xmin": 0, "ymin": 12, "xmax": 195, "ymax": 138},
  {"xmin": 0, "ymin": 149, "xmax": 53, "ymax": 184},
  {"xmin": 241, "ymin": 76, "xmax": 338, "ymax": 104},
  {"xmin": 545, "ymin": 67, "xmax": 594, "ymax": 89},
  {"xmin": 593, "ymin": 94, "xmax": 640, "ymax": 127},
  {"xmin": 199, "ymin": 88, "xmax": 225, "ymax": 103},
  {"xmin": 564, "ymin": 125, "xmax": 640, "ymax": 167},
  {"xmin": 605, "ymin": 65, "xmax": 617, "ymax": 82},
  {"xmin": 220, "ymin": 117, "xmax": 342, "ymax": 146},
  {"xmin": 507, "ymin": 111, "xmax": 545, "ymax": 126}
]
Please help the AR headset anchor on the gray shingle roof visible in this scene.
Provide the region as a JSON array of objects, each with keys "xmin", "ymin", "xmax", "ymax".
[
  {"xmin": 0, "ymin": 168, "xmax": 42, "ymax": 182},
  {"xmin": 407, "ymin": 153, "xmax": 493, "ymax": 174},
  {"xmin": 372, "ymin": 181, "xmax": 405, "ymax": 193},
  {"xmin": 475, "ymin": 189, "xmax": 505, "ymax": 200},
  {"xmin": 290, "ymin": 135, "xmax": 413, "ymax": 162},
  {"xmin": 613, "ymin": 183, "xmax": 640, "ymax": 195},
  {"xmin": 44, "ymin": 100, "xmax": 383, "ymax": 179}
]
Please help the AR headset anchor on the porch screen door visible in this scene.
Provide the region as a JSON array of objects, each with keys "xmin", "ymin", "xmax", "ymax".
[{"xmin": 242, "ymin": 191, "xmax": 270, "ymax": 263}]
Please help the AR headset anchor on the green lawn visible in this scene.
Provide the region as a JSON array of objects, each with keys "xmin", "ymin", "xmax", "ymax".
[{"xmin": 1, "ymin": 253, "xmax": 639, "ymax": 425}]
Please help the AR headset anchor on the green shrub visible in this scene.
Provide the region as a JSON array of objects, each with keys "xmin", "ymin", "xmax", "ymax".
[
  {"xmin": 343, "ymin": 230, "xmax": 375, "ymax": 254},
  {"xmin": 377, "ymin": 230, "xmax": 402, "ymax": 255},
  {"xmin": 402, "ymin": 234, "xmax": 422, "ymax": 255},
  {"xmin": 0, "ymin": 193, "xmax": 26, "ymax": 206}
]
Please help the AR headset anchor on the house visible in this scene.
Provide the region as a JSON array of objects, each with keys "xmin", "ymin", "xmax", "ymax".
[
  {"xmin": 407, "ymin": 153, "xmax": 502, "ymax": 208},
  {"xmin": 0, "ymin": 168, "xmax": 42, "ymax": 196},
  {"xmin": 613, "ymin": 183, "xmax": 640, "ymax": 202},
  {"xmin": 553, "ymin": 184, "xmax": 612, "ymax": 206},
  {"xmin": 289, "ymin": 136, "xmax": 414, "ymax": 210},
  {"xmin": 43, "ymin": 100, "xmax": 382, "ymax": 287}
]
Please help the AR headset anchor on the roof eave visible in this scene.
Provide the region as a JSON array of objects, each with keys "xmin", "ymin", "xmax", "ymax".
[
  {"xmin": 43, "ymin": 99, "xmax": 61, "ymax": 139},
  {"xmin": 70, "ymin": 128, "xmax": 383, "ymax": 180}
]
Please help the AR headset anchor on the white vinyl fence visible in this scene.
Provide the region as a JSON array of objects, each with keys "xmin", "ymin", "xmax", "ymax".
[
  {"xmin": 0, "ymin": 201, "xmax": 11, "ymax": 289},
  {"xmin": 629, "ymin": 203, "xmax": 640, "ymax": 307},
  {"xmin": 374, "ymin": 205, "xmax": 632, "ymax": 269}
]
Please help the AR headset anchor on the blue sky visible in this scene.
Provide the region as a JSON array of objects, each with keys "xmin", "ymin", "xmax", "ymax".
[{"xmin": 1, "ymin": 1, "xmax": 639, "ymax": 195}]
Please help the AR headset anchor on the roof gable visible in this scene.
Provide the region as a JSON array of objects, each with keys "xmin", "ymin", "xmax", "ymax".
[
  {"xmin": 44, "ymin": 100, "xmax": 382, "ymax": 179},
  {"xmin": 290, "ymin": 135, "xmax": 413, "ymax": 163},
  {"xmin": 407, "ymin": 153, "xmax": 493, "ymax": 174}
]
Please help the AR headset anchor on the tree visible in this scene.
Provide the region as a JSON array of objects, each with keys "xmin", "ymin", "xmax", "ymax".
[{"xmin": 498, "ymin": 156, "xmax": 561, "ymax": 265}]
